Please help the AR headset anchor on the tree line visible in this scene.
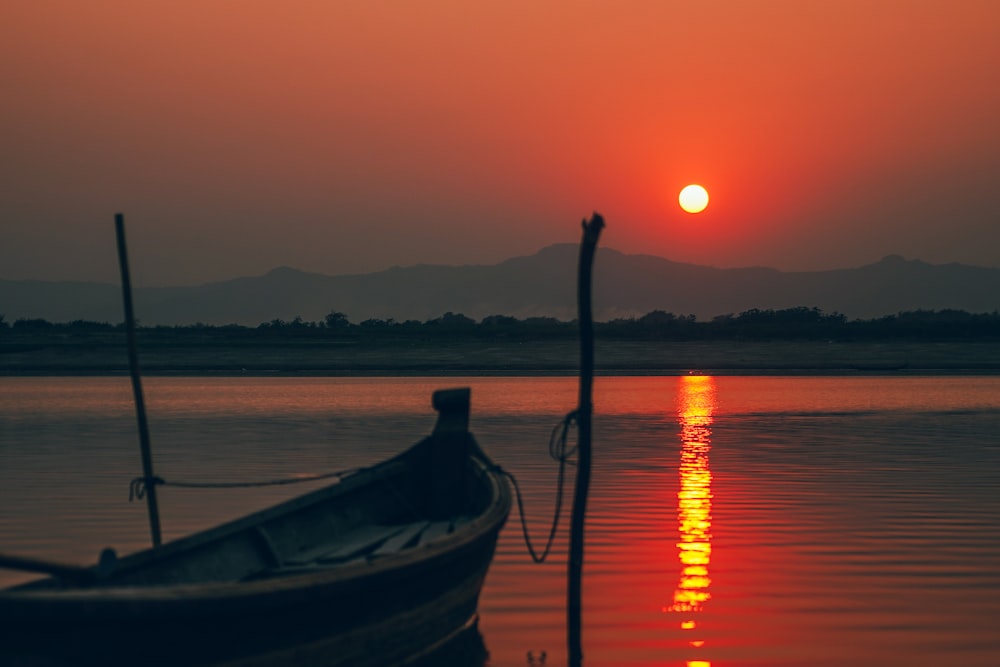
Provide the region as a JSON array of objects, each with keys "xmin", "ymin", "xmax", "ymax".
[{"xmin": 2, "ymin": 307, "xmax": 999, "ymax": 340}]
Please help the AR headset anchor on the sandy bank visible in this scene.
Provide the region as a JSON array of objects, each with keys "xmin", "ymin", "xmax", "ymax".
[{"xmin": 3, "ymin": 339, "xmax": 999, "ymax": 376}]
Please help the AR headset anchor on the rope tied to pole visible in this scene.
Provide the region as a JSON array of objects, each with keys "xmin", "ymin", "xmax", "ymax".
[
  {"xmin": 128, "ymin": 476, "xmax": 164, "ymax": 501},
  {"xmin": 128, "ymin": 468, "xmax": 363, "ymax": 502},
  {"xmin": 493, "ymin": 409, "xmax": 578, "ymax": 564}
]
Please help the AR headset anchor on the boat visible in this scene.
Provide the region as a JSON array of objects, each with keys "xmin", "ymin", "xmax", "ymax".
[{"xmin": 0, "ymin": 387, "xmax": 511, "ymax": 667}]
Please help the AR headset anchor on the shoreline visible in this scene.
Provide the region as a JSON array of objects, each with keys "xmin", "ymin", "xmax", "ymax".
[{"xmin": 3, "ymin": 339, "xmax": 1000, "ymax": 377}]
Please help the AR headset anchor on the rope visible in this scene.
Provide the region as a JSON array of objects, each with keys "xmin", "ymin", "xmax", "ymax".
[
  {"xmin": 495, "ymin": 410, "xmax": 577, "ymax": 564},
  {"xmin": 129, "ymin": 413, "xmax": 579, "ymax": 566},
  {"xmin": 128, "ymin": 468, "xmax": 362, "ymax": 502}
]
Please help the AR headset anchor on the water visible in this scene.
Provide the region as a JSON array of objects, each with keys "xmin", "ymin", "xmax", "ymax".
[{"xmin": 2, "ymin": 376, "xmax": 999, "ymax": 666}]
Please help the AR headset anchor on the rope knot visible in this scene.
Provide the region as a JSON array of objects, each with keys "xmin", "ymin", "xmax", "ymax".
[
  {"xmin": 553, "ymin": 410, "xmax": 579, "ymax": 462},
  {"xmin": 129, "ymin": 475, "xmax": 164, "ymax": 502}
]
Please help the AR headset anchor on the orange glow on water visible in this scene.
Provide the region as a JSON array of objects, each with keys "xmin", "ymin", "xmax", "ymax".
[{"xmin": 668, "ymin": 374, "xmax": 716, "ymax": 661}]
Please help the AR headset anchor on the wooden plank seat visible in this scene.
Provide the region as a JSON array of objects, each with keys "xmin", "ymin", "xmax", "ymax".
[
  {"xmin": 299, "ymin": 516, "xmax": 476, "ymax": 564},
  {"xmin": 416, "ymin": 521, "xmax": 452, "ymax": 546},
  {"xmin": 411, "ymin": 516, "xmax": 473, "ymax": 548},
  {"xmin": 370, "ymin": 521, "xmax": 431, "ymax": 558},
  {"xmin": 285, "ymin": 524, "xmax": 410, "ymax": 567},
  {"xmin": 244, "ymin": 516, "xmax": 477, "ymax": 581}
]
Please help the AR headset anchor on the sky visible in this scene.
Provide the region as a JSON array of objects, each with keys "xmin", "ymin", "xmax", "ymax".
[{"xmin": 3, "ymin": 1, "xmax": 999, "ymax": 286}]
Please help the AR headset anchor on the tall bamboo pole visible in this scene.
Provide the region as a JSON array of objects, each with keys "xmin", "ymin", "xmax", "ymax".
[
  {"xmin": 114, "ymin": 213, "xmax": 162, "ymax": 547},
  {"xmin": 568, "ymin": 212, "xmax": 604, "ymax": 666}
]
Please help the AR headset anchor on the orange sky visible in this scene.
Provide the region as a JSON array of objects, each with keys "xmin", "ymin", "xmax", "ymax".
[{"xmin": 2, "ymin": 1, "xmax": 999, "ymax": 285}]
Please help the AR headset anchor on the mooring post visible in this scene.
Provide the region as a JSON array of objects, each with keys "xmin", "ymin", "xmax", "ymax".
[
  {"xmin": 568, "ymin": 213, "xmax": 604, "ymax": 666},
  {"xmin": 115, "ymin": 213, "xmax": 162, "ymax": 548}
]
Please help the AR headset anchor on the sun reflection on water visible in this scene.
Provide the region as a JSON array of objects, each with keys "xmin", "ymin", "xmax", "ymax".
[{"xmin": 667, "ymin": 374, "xmax": 716, "ymax": 666}]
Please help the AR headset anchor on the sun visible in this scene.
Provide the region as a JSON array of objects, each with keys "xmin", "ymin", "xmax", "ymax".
[{"xmin": 678, "ymin": 184, "xmax": 709, "ymax": 214}]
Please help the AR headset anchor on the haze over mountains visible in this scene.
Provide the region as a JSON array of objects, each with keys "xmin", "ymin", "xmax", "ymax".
[{"xmin": 2, "ymin": 245, "xmax": 999, "ymax": 327}]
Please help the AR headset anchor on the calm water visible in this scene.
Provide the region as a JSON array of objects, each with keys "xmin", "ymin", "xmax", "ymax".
[{"xmin": 1, "ymin": 376, "xmax": 999, "ymax": 666}]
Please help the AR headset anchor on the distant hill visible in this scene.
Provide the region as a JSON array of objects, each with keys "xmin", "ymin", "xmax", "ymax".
[{"xmin": 2, "ymin": 245, "xmax": 999, "ymax": 326}]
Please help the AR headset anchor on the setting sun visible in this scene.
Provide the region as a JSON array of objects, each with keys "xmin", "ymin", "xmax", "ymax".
[{"xmin": 679, "ymin": 185, "xmax": 709, "ymax": 214}]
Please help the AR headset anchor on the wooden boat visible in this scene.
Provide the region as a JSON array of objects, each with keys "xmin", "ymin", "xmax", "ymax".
[{"xmin": 0, "ymin": 387, "xmax": 511, "ymax": 667}]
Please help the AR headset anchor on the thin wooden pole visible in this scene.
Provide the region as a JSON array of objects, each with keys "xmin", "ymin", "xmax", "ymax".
[
  {"xmin": 114, "ymin": 213, "xmax": 162, "ymax": 547},
  {"xmin": 568, "ymin": 212, "xmax": 604, "ymax": 667}
]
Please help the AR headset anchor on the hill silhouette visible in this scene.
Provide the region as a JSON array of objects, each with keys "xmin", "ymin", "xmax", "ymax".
[{"xmin": 1, "ymin": 246, "xmax": 999, "ymax": 326}]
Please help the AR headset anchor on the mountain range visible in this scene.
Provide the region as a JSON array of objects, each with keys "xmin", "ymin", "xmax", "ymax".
[{"xmin": 2, "ymin": 245, "xmax": 999, "ymax": 326}]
